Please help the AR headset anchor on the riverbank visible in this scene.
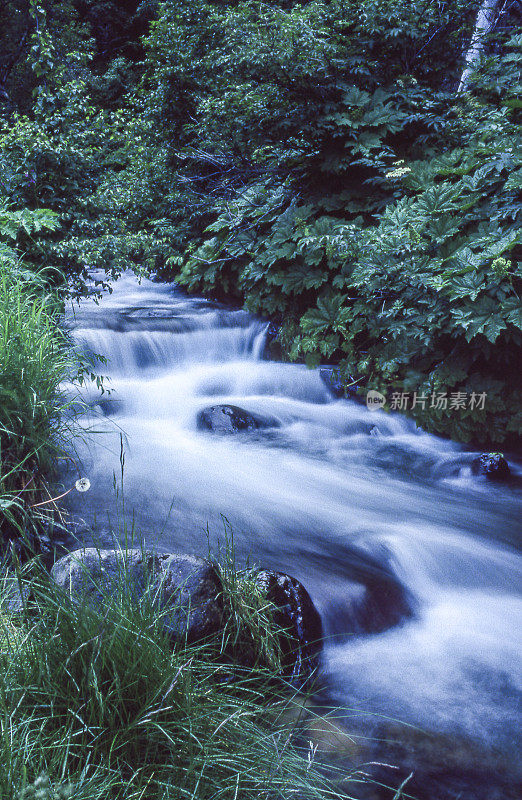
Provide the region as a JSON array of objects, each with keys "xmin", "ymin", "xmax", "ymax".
[
  {"xmin": 0, "ymin": 551, "xmax": 338, "ymax": 800},
  {"xmin": 0, "ymin": 257, "xmax": 78, "ymax": 559}
]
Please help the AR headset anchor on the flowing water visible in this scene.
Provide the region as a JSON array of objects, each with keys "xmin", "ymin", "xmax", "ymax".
[{"xmin": 64, "ymin": 271, "xmax": 522, "ymax": 798}]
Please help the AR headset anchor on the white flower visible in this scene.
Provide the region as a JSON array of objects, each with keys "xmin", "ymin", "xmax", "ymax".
[
  {"xmin": 75, "ymin": 478, "xmax": 91, "ymax": 493},
  {"xmin": 385, "ymin": 166, "xmax": 412, "ymax": 179}
]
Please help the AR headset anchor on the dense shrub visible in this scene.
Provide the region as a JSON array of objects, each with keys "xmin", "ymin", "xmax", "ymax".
[
  {"xmin": 150, "ymin": 3, "xmax": 522, "ymax": 444},
  {"xmin": 1, "ymin": 0, "xmax": 521, "ymax": 445}
]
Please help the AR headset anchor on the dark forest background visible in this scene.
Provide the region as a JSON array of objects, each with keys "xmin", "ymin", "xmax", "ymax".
[{"xmin": 1, "ymin": 0, "xmax": 521, "ymax": 444}]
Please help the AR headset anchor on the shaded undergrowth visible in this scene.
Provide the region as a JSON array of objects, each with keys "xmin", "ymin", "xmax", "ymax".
[{"xmin": 0, "ymin": 262, "xmax": 90, "ymax": 555}]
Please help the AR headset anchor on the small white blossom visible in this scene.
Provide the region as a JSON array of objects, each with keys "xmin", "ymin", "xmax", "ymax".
[{"xmin": 385, "ymin": 166, "xmax": 412, "ymax": 179}]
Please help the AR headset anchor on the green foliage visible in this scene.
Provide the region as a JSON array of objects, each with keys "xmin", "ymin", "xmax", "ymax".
[
  {"xmin": 0, "ymin": 563, "xmax": 336, "ymax": 800},
  {"xmin": 0, "ymin": 0, "xmax": 172, "ymax": 283},
  {"xmin": 0, "ymin": 261, "xmax": 80, "ymax": 543},
  {"xmin": 165, "ymin": 4, "xmax": 522, "ymax": 444},
  {"xmin": 2, "ymin": 0, "xmax": 521, "ymax": 444}
]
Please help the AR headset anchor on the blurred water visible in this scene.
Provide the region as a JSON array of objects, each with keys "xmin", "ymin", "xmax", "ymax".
[{"xmin": 64, "ymin": 271, "xmax": 522, "ymax": 786}]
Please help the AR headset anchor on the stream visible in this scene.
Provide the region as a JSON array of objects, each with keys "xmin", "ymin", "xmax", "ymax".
[{"xmin": 64, "ymin": 271, "xmax": 522, "ymax": 799}]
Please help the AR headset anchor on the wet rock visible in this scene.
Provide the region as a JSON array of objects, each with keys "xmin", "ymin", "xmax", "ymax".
[
  {"xmin": 471, "ymin": 452, "xmax": 511, "ymax": 480},
  {"xmin": 197, "ymin": 404, "xmax": 280, "ymax": 434},
  {"xmin": 1, "ymin": 574, "xmax": 30, "ymax": 612},
  {"xmin": 156, "ymin": 553, "xmax": 224, "ymax": 639},
  {"xmin": 355, "ymin": 575, "xmax": 413, "ymax": 633},
  {"xmin": 50, "ymin": 549, "xmax": 325, "ymax": 680},
  {"xmin": 319, "ymin": 366, "xmax": 345, "ymax": 398},
  {"xmin": 254, "ymin": 569, "xmax": 323, "ymax": 683},
  {"xmin": 263, "ymin": 322, "xmax": 283, "ymax": 360},
  {"xmin": 95, "ymin": 397, "xmax": 124, "ymax": 417},
  {"xmin": 51, "ymin": 548, "xmax": 224, "ymax": 641}
]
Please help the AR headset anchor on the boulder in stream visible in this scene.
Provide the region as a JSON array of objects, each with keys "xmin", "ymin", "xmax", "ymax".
[
  {"xmin": 353, "ymin": 574, "xmax": 413, "ymax": 633},
  {"xmin": 471, "ymin": 452, "xmax": 511, "ymax": 480},
  {"xmin": 254, "ymin": 569, "xmax": 323, "ymax": 683},
  {"xmin": 197, "ymin": 404, "xmax": 280, "ymax": 434},
  {"xmin": 322, "ymin": 572, "xmax": 414, "ymax": 642},
  {"xmin": 50, "ymin": 549, "xmax": 325, "ymax": 682}
]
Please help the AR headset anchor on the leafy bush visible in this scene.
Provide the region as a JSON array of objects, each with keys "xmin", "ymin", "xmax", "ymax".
[
  {"xmin": 2, "ymin": 0, "xmax": 521, "ymax": 444},
  {"xmin": 164, "ymin": 7, "xmax": 522, "ymax": 444}
]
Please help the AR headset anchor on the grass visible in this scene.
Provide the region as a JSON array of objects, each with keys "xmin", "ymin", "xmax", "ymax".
[
  {"xmin": 0, "ymin": 260, "xmax": 79, "ymax": 547},
  {"xmin": 0, "ymin": 559, "xmax": 342, "ymax": 800},
  {"xmin": 211, "ymin": 526, "xmax": 287, "ymax": 674}
]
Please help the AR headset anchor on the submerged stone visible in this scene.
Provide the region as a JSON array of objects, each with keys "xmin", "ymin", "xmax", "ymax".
[
  {"xmin": 322, "ymin": 571, "xmax": 414, "ymax": 642},
  {"xmin": 196, "ymin": 404, "xmax": 280, "ymax": 434}
]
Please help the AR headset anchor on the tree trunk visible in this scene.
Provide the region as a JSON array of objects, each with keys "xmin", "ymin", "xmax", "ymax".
[{"xmin": 458, "ymin": 0, "xmax": 500, "ymax": 92}]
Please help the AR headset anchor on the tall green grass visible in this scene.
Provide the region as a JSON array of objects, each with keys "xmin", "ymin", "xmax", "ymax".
[
  {"xmin": 211, "ymin": 527, "xmax": 286, "ymax": 674},
  {"xmin": 0, "ymin": 262, "xmax": 78, "ymax": 545},
  {"xmin": 0, "ymin": 563, "xmax": 340, "ymax": 800}
]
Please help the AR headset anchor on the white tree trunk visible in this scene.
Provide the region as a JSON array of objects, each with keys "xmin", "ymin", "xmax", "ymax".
[{"xmin": 458, "ymin": 0, "xmax": 500, "ymax": 92}]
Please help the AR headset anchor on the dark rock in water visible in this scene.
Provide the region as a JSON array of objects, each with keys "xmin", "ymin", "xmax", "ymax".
[
  {"xmin": 254, "ymin": 569, "xmax": 323, "ymax": 683},
  {"xmin": 51, "ymin": 548, "xmax": 223, "ymax": 641},
  {"xmin": 95, "ymin": 397, "xmax": 124, "ymax": 417},
  {"xmin": 197, "ymin": 404, "xmax": 280, "ymax": 434},
  {"xmin": 319, "ymin": 366, "xmax": 345, "ymax": 398},
  {"xmin": 50, "ymin": 549, "xmax": 324, "ymax": 681},
  {"xmin": 155, "ymin": 553, "xmax": 224, "ymax": 640},
  {"xmin": 263, "ymin": 322, "xmax": 283, "ymax": 360},
  {"xmin": 355, "ymin": 574, "xmax": 413, "ymax": 633},
  {"xmin": 471, "ymin": 452, "xmax": 511, "ymax": 480}
]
